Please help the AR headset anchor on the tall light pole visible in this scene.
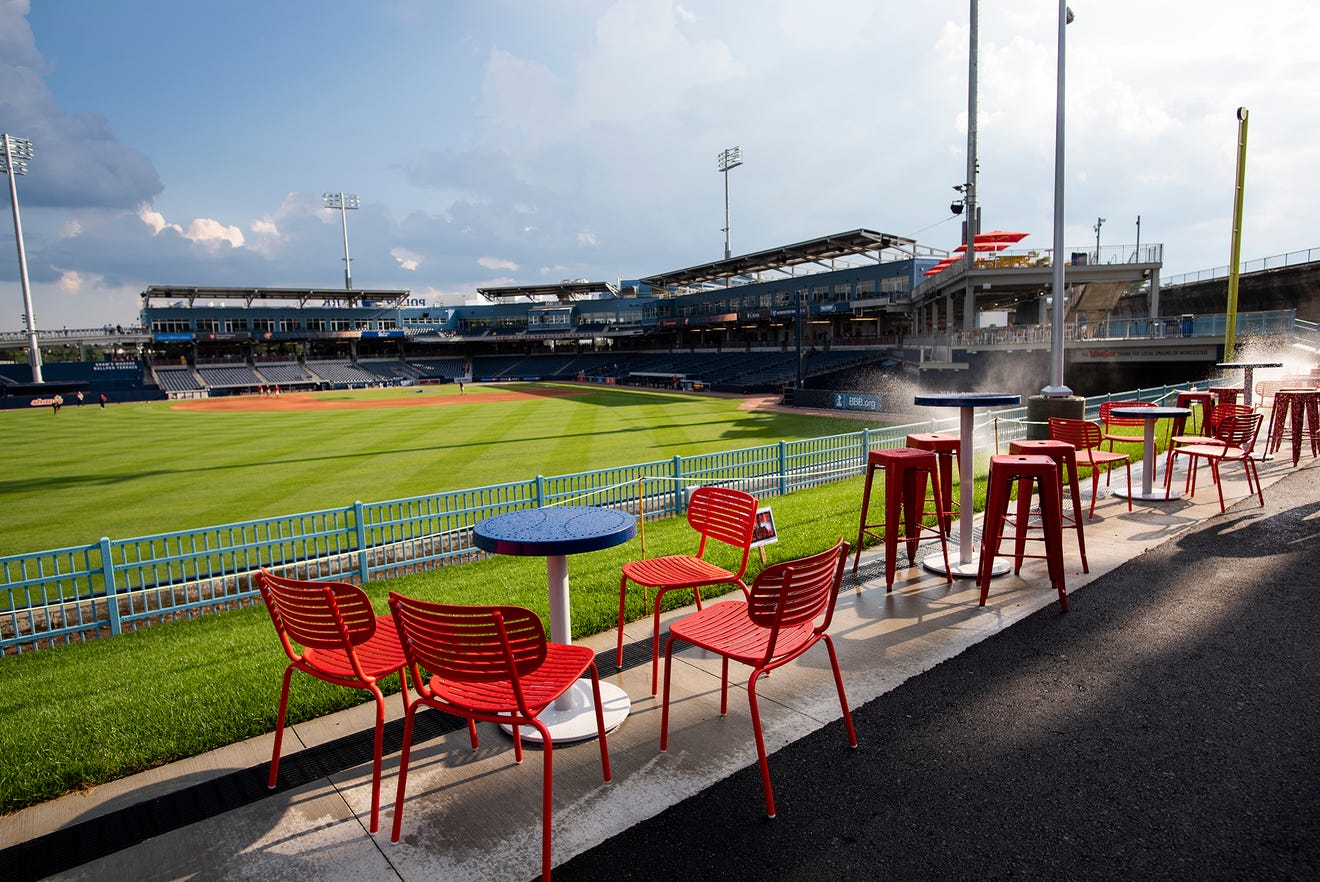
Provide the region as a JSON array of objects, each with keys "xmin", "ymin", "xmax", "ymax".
[
  {"xmin": 1093, "ymin": 216, "xmax": 1105, "ymax": 264},
  {"xmin": 962, "ymin": 0, "xmax": 979, "ymax": 333},
  {"xmin": 1044, "ymin": 4, "xmax": 1075, "ymax": 397},
  {"xmin": 2, "ymin": 134, "xmax": 41, "ymax": 384},
  {"xmin": 323, "ymin": 192, "xmax": 359, "ymax": 290},
  {"xmin": 717, "ymin": 146, "xmax": 742, "ymax": 260}
]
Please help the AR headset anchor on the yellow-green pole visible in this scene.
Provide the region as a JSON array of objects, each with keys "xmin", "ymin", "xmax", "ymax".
[{"xmin": 1224, "ymin": 107, "xmax": 1249, "ymax": 359}]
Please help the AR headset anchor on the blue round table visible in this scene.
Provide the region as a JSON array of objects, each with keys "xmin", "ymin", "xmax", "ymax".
[
  {"xmin": 913, "ymin": 393, "xmax": 1022, "ymax": 577},
  {"xmin": 1111, "ymin": 406, "xmax": 1191, "ymax": 500},
  {"xmin": 473, "ymin": 505, "xmax": 636, "ymax": 742}
]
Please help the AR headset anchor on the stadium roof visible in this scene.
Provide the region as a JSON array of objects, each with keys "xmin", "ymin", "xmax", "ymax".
[
  {"xmin": 639, "ymin": 229, "xmax": 922, "ymax": 291},
  {"xmin": 141, "ymin": 286, "xmax": 412, "ymax": 308},
  {"xmin": 476, "ymin": 280, "xmax": 619, "ymax": 302}
]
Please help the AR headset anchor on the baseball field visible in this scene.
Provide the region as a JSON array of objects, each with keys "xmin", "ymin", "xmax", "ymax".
[{"xmin": 5, "ymin": 382, "xmax": 869, "ymax": 556}]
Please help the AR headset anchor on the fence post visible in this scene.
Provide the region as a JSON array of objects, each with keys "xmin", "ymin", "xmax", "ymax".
[
  {"xmin": 535, "ymin": 475, "xmax": 546, "ymax": 508},
  {"xmin": 671, "ymin": 455, "xmax": 684, "ymax": 516},
  {"xmin": 778, "ymin": 440, "xmax": 788, "ymax": 496},
  {"xmin": 354, "ymin": 501, "xmax": 369, "ymax": 583},
  {"xmin": 100, "ymin": 537, "xmax": 121, "ymax": 637}
]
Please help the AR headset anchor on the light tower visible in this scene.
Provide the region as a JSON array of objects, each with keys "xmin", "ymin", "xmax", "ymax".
[
  {"xmin": 717, "ymin": 147, "xmax": 742, "ymax": 260},
  {"xmin": 323, "ymin": 192, "xmax": 359, "ymax": 290},
  {"xmin": 2, "ymin": 134, "xmax": 40, "ymax": 383}
]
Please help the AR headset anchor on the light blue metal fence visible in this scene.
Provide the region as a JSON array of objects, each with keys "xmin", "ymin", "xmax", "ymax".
[{"xmin": 0, "ymin": 382, "xmax": 1193, "ymax": 654}]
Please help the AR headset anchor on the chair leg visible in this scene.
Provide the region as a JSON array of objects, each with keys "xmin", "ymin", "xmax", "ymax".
[
  {"xmin": 746, "ymin": 666, "xmax": 776, "ymax": 819},
  {"xmin": 823, "ymin": 635, "xmax": 858, "ymax": 749},
  {"xmin": 268, "ymin": 666, "xmax": 296, "ymax": 789},
  {"xmin": 586, "ymin": 663, "xmax": 612, "ymax": 782},
  {"xmin": 615, "ymin": 574, "xmax": 630, "ymax": 670},
  {"xmin": 390, "ymin": 701, "xmax": 420, "ymax": 843},
  {"xmin": 368, "ymin": 686, "xmax": 387, "ymax": 833},
  {"xmin": 650, "ymin": 588, "xmax": 668, "ymax": 695},
  {"xmin": 1212, "ymin": 458, "xmax": 1226, "ymax": 512},
  {"xmin": 535, "ymin": 719, "xmax": 555, "ymax": 882},
  {"xmin": 659, "ymin": 634, "xmax": 679, "ymax": 752}
]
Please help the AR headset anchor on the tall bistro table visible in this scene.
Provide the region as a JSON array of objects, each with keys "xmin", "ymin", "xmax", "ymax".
[
  {"xmin": 1215, "ymin": 361, "xmax": 1282, "ymax": 408},
  {"xmin": 473, "ymin": 505, "xmax": 636, "ymax": 743},
  {"xmin": 1110, "ymin": 405, "xmax": 1191, "ymax": 500},
  {"xmin": 912, "ymin": 392, "xmax": 1022, "ymax": 578}
]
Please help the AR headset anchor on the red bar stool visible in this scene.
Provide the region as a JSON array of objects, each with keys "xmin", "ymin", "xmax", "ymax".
[
  {"xmin": 977, "ymin": 454, "xmax": 1067, "ymax": 612},
  {"xmin": 1007, "ymin": 439, "xmax": 1088, "ymax": 574},
  {"xmin": 1174, "ymin": 390, "xmax": 1215, "ymax": 435},
  {"xmin": 905, "ymin": 432, "xmax": 960, "ymax": 535},
  {"xmin": 853, "ymin": 447, "xmax": 952, "ymax": 591}
]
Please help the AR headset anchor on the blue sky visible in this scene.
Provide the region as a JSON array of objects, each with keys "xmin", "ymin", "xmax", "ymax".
[{"xmin": 2, "ymin": 0, "xmax": 1318, "ymax": 329}]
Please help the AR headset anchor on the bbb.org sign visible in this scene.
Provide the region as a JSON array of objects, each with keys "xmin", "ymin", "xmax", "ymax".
[{"xmin": 834, "ymin": 392, "xmax": 882, "ymax": 412}]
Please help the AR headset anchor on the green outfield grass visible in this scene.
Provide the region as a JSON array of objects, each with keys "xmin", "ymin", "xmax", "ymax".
[{"xmin": 3, "ymin": 383, "xmax": 866, "ymax": 555}]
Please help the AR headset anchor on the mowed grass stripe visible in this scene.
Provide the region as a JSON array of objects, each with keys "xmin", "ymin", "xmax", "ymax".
[{"xmin": 4, "ymin": 384, "xmax": 864, "ymax": 555}]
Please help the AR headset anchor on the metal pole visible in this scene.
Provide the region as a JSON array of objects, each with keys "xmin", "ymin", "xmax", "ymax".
[
  {"xmin": 963, "ymin": 0, "xmax": 978, "ymax": 333},
  {"xmin": 3, "ymin": 135, "xmax": 41, "ymax": 384},
  {"xmin": 1225, "ymin": 107, "xmax": 1249, "ymax": 359},
  {"xmin": 338, "ymin": 195, "xmax": 353, "ymax": 290},
  {"xmin": 723, "ymin": 167, "xmax": 732, "ymax": 260},
  {"xmin": 1094, "ymin": 216, "xmax": 1105, "ymax": 264},
  {"xmin": 1045, "ymin": 3, "xmax": 1073, "ymax": 396},
  {"xmin": 1134, "ymin": 214, "xmax": 1141, "ymax": 262}
]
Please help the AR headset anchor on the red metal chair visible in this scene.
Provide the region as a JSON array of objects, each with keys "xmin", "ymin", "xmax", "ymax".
[
  {"xmin": 1048, "ymin": 417, "xmax": 1132, "ymax": 518},
  {"xmin": 387, "ymin": 595, "xmax": 612, "ymax": 880},
  {"xmin": 1163, "ymin": 402, "xmax": 1252, "ymax": 492},
  {"xmin": 659, "ymin": 539, "xmax": 856, "ymax": 820},
  {"xmin": 1099, "ymin": 400, "xmax": 1156, "ymax": 453},
  {"xmin": 616, "ymin": 485, "xmax": 760, "ymax": 695},
  {"xmin": 257, "ymin": 569, "xmax": 410, "ymax": 834},
  {"xmin": 1169, "ymin": 412, "xmax": 1265, "ymax": 512}
]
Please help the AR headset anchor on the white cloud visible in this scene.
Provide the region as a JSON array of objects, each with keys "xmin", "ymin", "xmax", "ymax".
[
  {"xmin": 183, "ymin": 217, "xmax": 244, "ymax": 249},
  {"xmin": 138, "ymin": 204, "xmax": 181, "ymax": 236},
  {"xmin": 577, "ymin": 232, "xmax": 599, "ymax": 247},
  {"xmin": 251, "ymin": 219, "xmax": 279, "ymax": 237},
  {"xmin": 57, "ymin": 269, "xmax": 85, "ymax": 291},
  {"xmin": 392, "ymin": 247, "xmax": 423, "ymax": 271},
  {"xmin": 59, "ymin": 219, "xmax": 81, "ymax": 238},
  {"xmin": 478, "ymin": 256, "xmax": 518, "ymax": 271}
]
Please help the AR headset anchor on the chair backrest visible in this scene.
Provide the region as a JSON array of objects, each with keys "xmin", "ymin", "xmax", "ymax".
[
  {"xmin": 387, "ymin": 595, "xmax": 547, "ymax": 693},
  {"xmin": 746, "ymin": 539, "xmax": 850, "ymax": 655},
  {"xmin": 1215, "ymin": 412, "xmax": 1264, "ymax": 452},
  {"xmin": 258, "ymin": 569, "xmax": 378, "ymax": 656},
  {"xmin": 1049, "ymin": 417, "xmax": 1103, "ymax": 452},
  {"xmin": 1100, "ymin": 400, "xmax": 1155, "ymax": 427},
  {"xmin": 686, "ymin": 486, "xmax": 760, "ymax": 576},
  {"xmin": 1209, "ymin": 401, "xmax": 1246, "ymax": 433}
]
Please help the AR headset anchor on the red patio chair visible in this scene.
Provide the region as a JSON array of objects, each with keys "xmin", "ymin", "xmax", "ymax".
[
  {"xmin": 616, "ymin": 485, "xmax": 760, "ymax": 695},
  {"xmin": 257, "ymin": 568, "xmax": 410, "ymax": 834},
  {"xmin": 386, "ymin": 595, "xmax": 611, "ymax": 881},
  {"xmin": 1169, "ymin": 412, "xmax": 1265, "ymax": 512},
  {"xmin": 1048, "ymin": 417, "xmax": 1132, "ymax": 518},
  {"xmin": 659, "ymin": 539, "xmax": 856, "ymax": 819},
  {"xmin": 1099, "ymin": 400, "xmax": 1156, "ymax": 452},
  {"xmin": 1164, "ymin": 402, "xmax": 1252, "ymax": 491}
]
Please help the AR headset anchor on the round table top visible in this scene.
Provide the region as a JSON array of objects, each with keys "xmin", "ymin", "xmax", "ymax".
[
  {"xmin": 913, "ymin": 392, "xmax": 1021, "ymax": 408},
  {"xmin": 1216, "ymin": 361, "xmax": 1283, "ymax": 369},
  {"xmin": 1111, "ymin": 406, "xmax": 1191, "ymax": 419},
  {"xmin": 473, "ymin": 505, "xmax": 637, "ymax": 557}
]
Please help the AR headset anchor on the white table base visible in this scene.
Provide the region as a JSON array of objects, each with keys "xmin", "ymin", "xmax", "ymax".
[
  {"xmin": 924, "ymin": 552, "xmax": 1010, "ymax": 579},
  {"xmin": 500, "ymin": 680, "xmax": 631, "ymax": 744}
]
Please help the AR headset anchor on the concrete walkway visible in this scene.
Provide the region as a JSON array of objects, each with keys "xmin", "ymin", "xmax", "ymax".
[{"xmin": 3, "ymin": 453, "xmax": 1316, "ymax": 881}]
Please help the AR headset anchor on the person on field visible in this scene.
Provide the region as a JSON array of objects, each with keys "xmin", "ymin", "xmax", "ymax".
[{"xmin": 99, "ymin": 393, "xmax": 108, "ymax": 408}]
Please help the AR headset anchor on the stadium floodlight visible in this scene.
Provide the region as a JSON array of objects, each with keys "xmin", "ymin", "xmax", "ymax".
[
  {"xmin": 717, "ymin": 146, "xmax": 742, "ymax": 261},
  {"xmin": 2, "ymin": 134, "xmax": 41, "ymax": 384},
  {"xmin": 323, "ymin": 192, "xmax": 360, "ymax": 290}
]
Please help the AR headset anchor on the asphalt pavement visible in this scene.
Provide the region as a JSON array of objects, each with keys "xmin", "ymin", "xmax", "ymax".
[{"xmin": 559, "ymin": 463, "xmax": 1320, "ymax": 881}]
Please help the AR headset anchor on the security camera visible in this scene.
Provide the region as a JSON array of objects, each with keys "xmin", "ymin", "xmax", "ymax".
[{"xmin": 950, "ymin": 200, "xmax": 964, "ymax": 216}]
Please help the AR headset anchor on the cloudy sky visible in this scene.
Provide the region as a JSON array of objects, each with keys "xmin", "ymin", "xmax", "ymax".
[{"xmin": 1, "ymin": 0, "xmax": 1317, "ymax": 329}]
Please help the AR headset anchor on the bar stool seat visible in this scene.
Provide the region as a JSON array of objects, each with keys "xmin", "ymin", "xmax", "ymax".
[
  {"xmin": 905, "ymin": 432, "xmax": 960, "ymax": 535},
  {"xmin": 977, "ymin": 454, "xmax": 1067, "ymax": 612},
  {"xmin": 853, "ymin": 447, "xmax": 952, "ymax": 591},
  {"xmin": 1007, "ymin": 439, "xmax": 1088, "ymax": 574}
]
